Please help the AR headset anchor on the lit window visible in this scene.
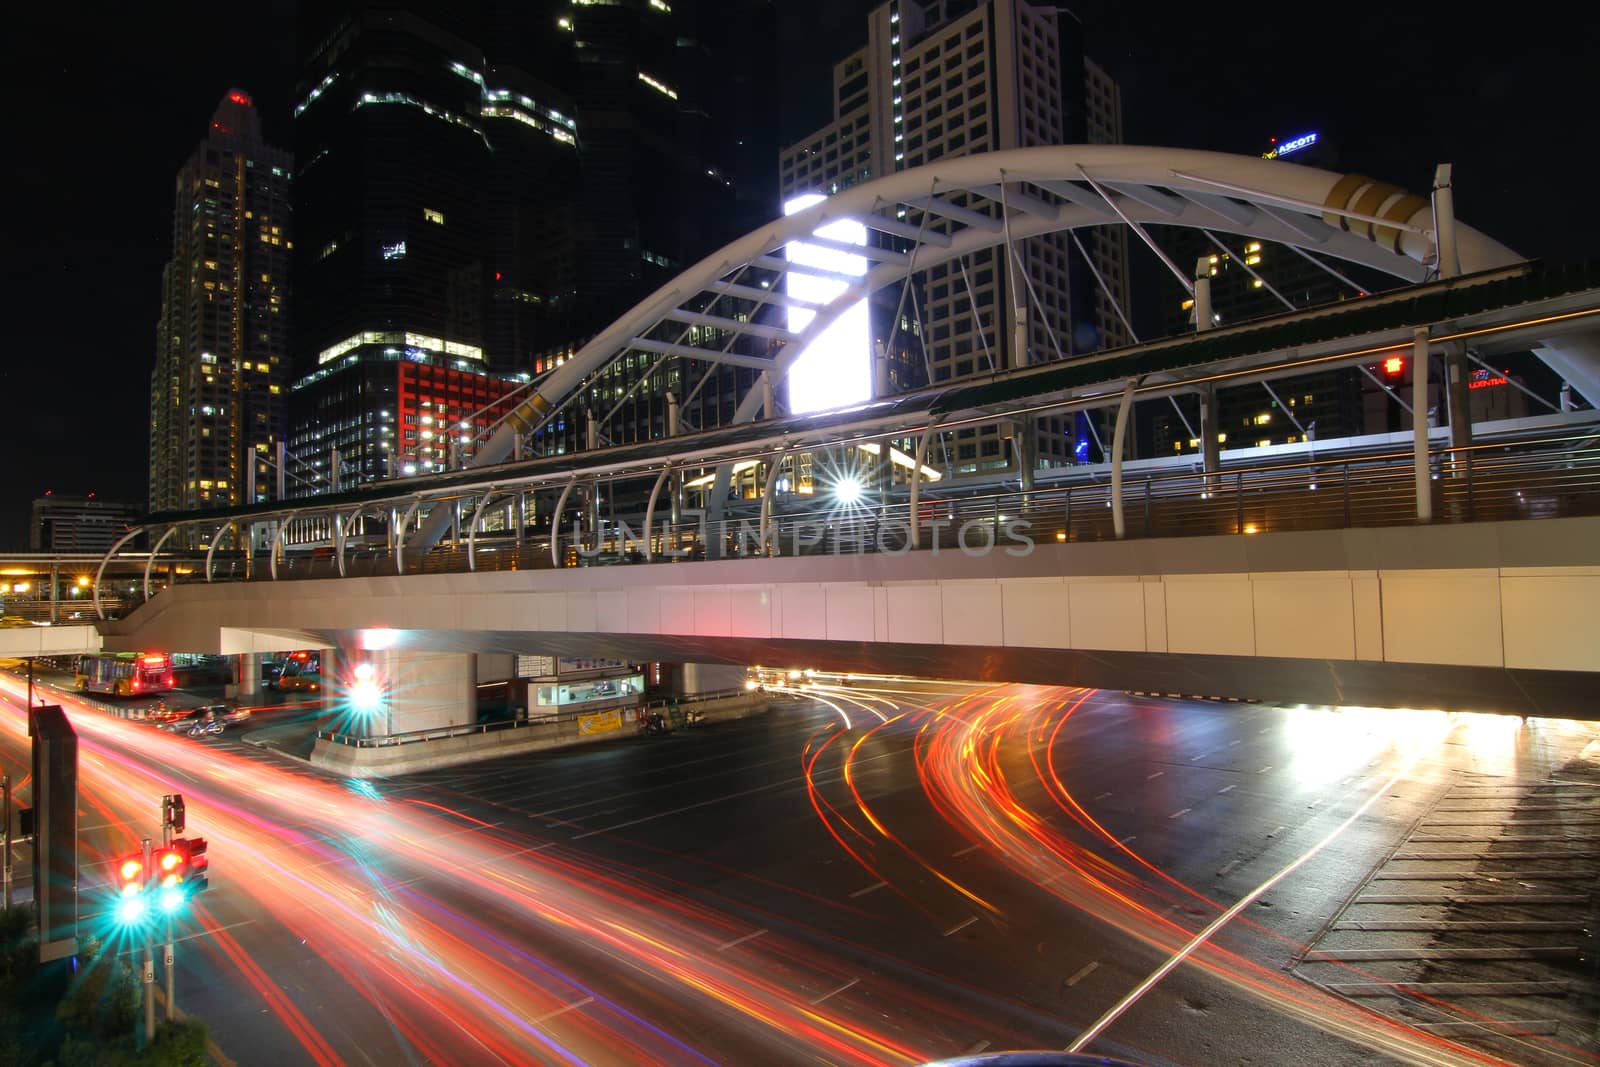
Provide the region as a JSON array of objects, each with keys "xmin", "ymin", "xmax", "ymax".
[
  {"xmin": 423, "ymin": 208, "xmax": 445, "ymax": 225},
  {"xmin": 382, "ymin": 241, "xmax": 407, "ymax": 260}
]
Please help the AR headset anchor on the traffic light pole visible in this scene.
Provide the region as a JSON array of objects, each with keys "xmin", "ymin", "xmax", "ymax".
[
  {"xmin": 140, "ymin": 837, "xmax": 155, "ymax": 1045},
  {"xmin": 2, "ymin": 773, "xmax": 11, "ymax": 911},
  {"xmin": 164, "ymin": 913, "xmax": 175, "ymax": 1021}
]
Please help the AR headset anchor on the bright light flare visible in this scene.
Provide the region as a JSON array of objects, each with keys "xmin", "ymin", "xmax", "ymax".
[
  {"xmin": 115, "ymin": 896, "xmax": 146, "ymax": 924},
  {"xmin": 833, "ymin": 477, "xmax": 863, "ymax": 505},
  {"xmin": 350, "ymin": 661, "xmax": 382, "ymax": 714}
]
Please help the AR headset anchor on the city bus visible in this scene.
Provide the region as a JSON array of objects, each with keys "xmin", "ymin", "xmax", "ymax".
[{"xmin": 75, "ymin": 653, "xmax": 176, "ymax": 697}]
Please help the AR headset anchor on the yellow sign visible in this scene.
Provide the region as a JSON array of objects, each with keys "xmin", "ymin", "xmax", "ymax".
[{"xmin": 578, "ymin": 709, "xmax": 624, "ymax": 736}]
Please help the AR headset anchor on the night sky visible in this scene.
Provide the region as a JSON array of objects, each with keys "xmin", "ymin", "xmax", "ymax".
[{"xmin": 2, "ymin": 2, "xmax": 1595, "ymax": 549}]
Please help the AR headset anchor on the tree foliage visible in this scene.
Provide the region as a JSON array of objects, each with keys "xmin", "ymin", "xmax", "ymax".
[{"xmin": 0, "ymin": 908, "xmax": 208, "ymax": 1067}]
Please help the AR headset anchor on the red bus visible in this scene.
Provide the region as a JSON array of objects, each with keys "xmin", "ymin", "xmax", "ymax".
[{"xmin": 75, "ymin": 653, "xmax": 176, "ymax": 697}]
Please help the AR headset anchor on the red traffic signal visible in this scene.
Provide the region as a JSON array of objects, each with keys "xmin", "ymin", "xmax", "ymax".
[
  {"xmin": 153, "ymin": 845, "xmax": 187, "ymax": 889},
  {"xmin": 1382, "ymin": 354, "xmax": 1406, "ymax": 378},
  {"xmin": 115, "ymin": 853, "xmax": 147, "ymax": 896}
]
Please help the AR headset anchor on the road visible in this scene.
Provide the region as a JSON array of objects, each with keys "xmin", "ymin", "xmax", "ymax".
[{"xmin": 0, "ymin": 672, "xmax": 1595, "ymax": 1066}]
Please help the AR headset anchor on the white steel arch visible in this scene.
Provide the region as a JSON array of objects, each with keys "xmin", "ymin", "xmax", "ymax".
[{"xmin": 472, "ymin": 144, "xmax": 1522, "ymax": 469}]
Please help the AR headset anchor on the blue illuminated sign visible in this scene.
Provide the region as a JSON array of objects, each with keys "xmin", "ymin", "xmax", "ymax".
[{"xmin": 1263, "ymin": 132, "xmax": 1318, "ymax": 159}]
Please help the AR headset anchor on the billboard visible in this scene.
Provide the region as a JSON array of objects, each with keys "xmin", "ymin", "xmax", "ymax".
[{"xmin": 784, "ymin": 194, "xmax": 872, "ymax": 415}]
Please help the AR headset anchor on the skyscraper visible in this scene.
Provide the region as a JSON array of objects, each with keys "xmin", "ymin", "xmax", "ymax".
[
  {"xmin": 149, "ymin": 90, "xmax": 292, "ymax": 512},
  {"xmin": 779, "ymin": 0, "xmax": 1132, "ymax": 476},
  {"xmin": 289, "ymin": 2, "xmax": 753, "ymax": 485}
]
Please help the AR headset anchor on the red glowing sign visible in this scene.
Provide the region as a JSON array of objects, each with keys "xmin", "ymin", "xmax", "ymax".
[
  {"xmin": 1470, "ymin": 369, "xmax": 1509, "ymax": 390},
  {"xmin": 228, "ymin": 91, "xmax": 252, "ymax": 106},
  {"xmin": 1382, "ymin": 355, "xmax": 1405, "ymax": 377}
]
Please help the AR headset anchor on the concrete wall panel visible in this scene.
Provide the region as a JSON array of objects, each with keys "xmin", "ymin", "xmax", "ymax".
[
  {"xmin": 779, "ymin": 584, "xmax": 827, "ymax": 640},
  {"xmin": 884, "ymin": 584, "xmax": 943, "ymax": 644},
  {"xmin": 694, "ymin": 587, "xmax": 731, "ymax": 638},
  {"xmin": 1000, "ymin": 579, "xmax": 1070, "ymax": 648},
  {"xmin": 1380, "ymin": 569, "xmax": 1502, "ymax": 666},
  {"xmin": 1252, "ymin": 574, "xmax": 1356, "ymax": 660},
  {"xmin": 728, "ymin": 586, "xmax": 774, "ymax": 639},
  {"xmin": 825, "ymin": 584, "xmax": 874, "ymax": 642},
  {"xmin": 943, "ymin": 581, "xmax": 1002, "ymax": 646},
  {"xmin": 1501, "ymin": 571, "xmax": 1600, "ymax": 671},
  {"xmin": 1068, "ymin": 580, "xmax": 1146, "ymax": 652},
  {"xmin": 1165, "ymin": 575, "xmax": 1255, "ymax": 656}
]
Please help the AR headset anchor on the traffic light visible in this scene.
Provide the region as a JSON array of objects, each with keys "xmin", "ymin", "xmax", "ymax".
[
  {"xmin": 182, "ymin": 838, "xmax": 209, "ymax": 898},
  {"xmin": 163, "ymin": 794, "xmax": 185, "ymax": 835},
  {"xmin": 114, "ymin": 851, "xmax": 148, "ymax": 923},
  {"xmin": 153, "ymin": 843, "xmax": 188, "ymax": 913}
]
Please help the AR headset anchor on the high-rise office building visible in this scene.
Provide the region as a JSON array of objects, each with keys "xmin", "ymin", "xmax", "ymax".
[
  {"xmin": 779, "ymin": 0, "xmax": 1132, "ymax": 476},
  {"xmin": 30, "ymin": 494, "xmax": 142, "ymax": 553},
  {"xmin": 149, "ymin": 90, "xmax": 292, "ymax": 512},
  {"xmin": 290, "ymin": 2, "xmax": 753, "ymax": 484}
]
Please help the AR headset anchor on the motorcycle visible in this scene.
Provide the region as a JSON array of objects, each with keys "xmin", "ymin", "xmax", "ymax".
[
  {"xmin": 638, "ymin": 711, "xmax": 671, "ymax": 737},
  {"xmin": 187, "ymin": 719, "xmax": 225, "ymax": 739}
]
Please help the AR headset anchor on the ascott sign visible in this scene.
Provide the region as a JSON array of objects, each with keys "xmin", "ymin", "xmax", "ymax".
[
  {"xmin": 1262, "ymin": 131, "xmax": 1318, "ymax": 160},
  {"xmin": 784, "ymin": 194, "xmax": 872, "ymax": 415}
]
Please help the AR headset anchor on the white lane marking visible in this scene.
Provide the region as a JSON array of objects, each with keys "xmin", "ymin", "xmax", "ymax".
[
  {"xmin": 944, "ymin": 916, "xmax": 979, "ymax": 937},
  {"xmin": 1258, "ymin": 765, "xmax": 1273, "ymax": 774},
  {"xmin": 1217, "ymin": 785, "xmax": 1236, "ymax": 795},
  {"xmin": 1066, "ymin": 961, "xmax": 1100, "ymax": 987},
  {"xmin": 1093, "ymin": 792, "xmax": 1113, "ymax": 801},
  {"xmin": 1169, "ymin": 808, "xmax": 1191, "ymax": 819},
  {"xmin": 849, "ymin": 880, "xmax": 888, "ymax": 899},
  {"xmin": 1267, "ymin": 825, "xmax": 1286, "ymax": 838},
  {"xmin": 809, "ymin": 977, "xmax": 859, "ymax": 1005},
  {"xmin": 1067, "ymin": 753, "xmax": 1425, "ymax": 1055},
  {"xmin": 1146, "ymin": 771, "xmax": 1164, "ymax": 781},
  {"xmin": 952, "ymin": 843, "xmax": 980, "ymax": 857},
  {"xmin": 962, "ymin": 1040, "xmax": 991, "ymax": 1055},
  {"xmin": 1229, "ymin": 740, "xmax": 1241, "ymax": 747},
  {"xmin": 534, "ymin": 996, "xmax": 593, "ymax": 1024},
  {"xmin": 1217, "ymin": 860, "xmax": 1240, "ymax": 876},
  {"xmin": 716, "ymin": 928, "xmax": 768, "ymax": 951},
  {"xmin": 1119, "ymin": 835, "xmax": 1137, "ymax": 844},
  {"xmin": 1189, "ymin": 753, "xmax": 1208, "ymax": 762}
]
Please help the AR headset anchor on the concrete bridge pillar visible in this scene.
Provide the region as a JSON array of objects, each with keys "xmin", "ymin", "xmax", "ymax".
[
  {"xmin": 675, "ymin": 662, "xmax": 747, "ymax": 697},
  {"xmin": 235, "ymin": 652, "xmax": 263, "ymax": 699},
  {"xmin": 335, "ymin": 647, "xmax": 476, "ymax": 738}
]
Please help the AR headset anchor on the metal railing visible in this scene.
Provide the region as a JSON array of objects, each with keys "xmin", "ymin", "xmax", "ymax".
[{"xmin": 144, "ymin": 428, "xmax": 1600, "ymax": 587}]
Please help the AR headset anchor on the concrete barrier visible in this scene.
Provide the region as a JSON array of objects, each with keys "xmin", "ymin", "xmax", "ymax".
[{"xmin": 309, "ymin": 693, "xmax": 770, "ymax": 778}]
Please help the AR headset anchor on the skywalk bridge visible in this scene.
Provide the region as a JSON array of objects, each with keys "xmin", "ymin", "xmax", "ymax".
[{"xmin": 55, "ymin": 147, "xmax": 1600, "ymax": 735}]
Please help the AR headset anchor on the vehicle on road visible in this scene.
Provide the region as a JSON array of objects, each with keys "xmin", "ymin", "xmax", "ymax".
[
  {"xmin": 187, "ymin": 719, "xmax": 226, "ymax": 738},
  {"xmin": 270, "ymin": 651, "xmax": 322, "ymax": 692},
  {"xmin": 75, "ymin": 653, "xmax": 176, "ymax": 697},
  {"xmin": 154, "ymin": 704, "xmax": 250, "ymax": 734}
]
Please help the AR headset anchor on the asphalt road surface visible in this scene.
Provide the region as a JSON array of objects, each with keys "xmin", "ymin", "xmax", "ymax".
[{"xmin": 1, "ymin": 672, "xmax": 1595, "ymax": 1066}]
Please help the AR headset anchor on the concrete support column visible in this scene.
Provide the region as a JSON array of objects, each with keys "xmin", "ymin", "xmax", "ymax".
[
  {"xmin": 335, "ymin": 646, "xmax": 475, "ymax": 738},
  {"xmin": 675, "ymin": 662, "xmax": 747, "ymax": 697},
  {"xmin": 236, "ymin": 653, "xmax": 263, "ymax": 700}
]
